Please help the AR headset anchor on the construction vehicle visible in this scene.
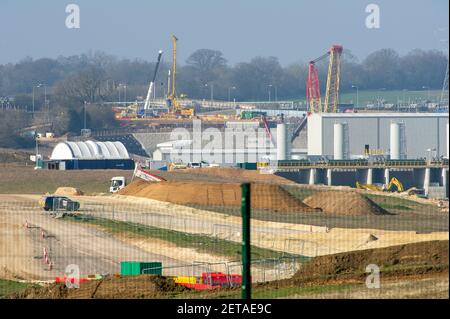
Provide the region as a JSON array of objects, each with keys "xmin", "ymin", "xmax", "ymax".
[
  {"xmin": 110, "ymin": 176, "xmax": 126, "ymax": 193},
  {"xmin": 356, "ymin": 177, "xmax": 404, "ymax": 193},
  {"xmin": 168, "ymin": 162, "xmax": 188, "ymax": 171},
  {"xmin": 306, "ymin": 45, "xmax": 343, "ymax": 113},
  {"xmin": 139, "ymin": 50, "xmax": 164, "ymax": 118},
  {"xmin": 240, "ymin": 110, "xmax": 267, "ymax": 119},
  {"xmin": 109, "ymin": 166, "xmax": 166, "ymax": 193},
  {"xmin": 39, "ymin": 196, "xmax": 80, "ymax": 212},
  {"xmin": 166, "ymin": 35, "xmax": 195, "ymax": 118},
  {"xmin": 356, "ymin": 181, "xmax": 383, "ymax": 192},
  {"xmin": 384, "ymin": 177, "xmax": 404, "ymax": 192}
]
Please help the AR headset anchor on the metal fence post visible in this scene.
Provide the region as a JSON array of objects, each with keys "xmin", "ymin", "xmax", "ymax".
[{"xmin": 241, "ymin": 183, "xmax": 251, "ymax": 300}]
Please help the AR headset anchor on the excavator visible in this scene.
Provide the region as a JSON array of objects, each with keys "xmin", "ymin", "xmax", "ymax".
[
  {"xmin": 384, "ymin": 177, "xmax": 404, "ymax": 192},
  {"xmin": 165, "ymin": 35, "xmax": 195, "ymax": 118},
  {"xmin": 356, "ymin": 177, "xmax": 404, "ymax": 193}
]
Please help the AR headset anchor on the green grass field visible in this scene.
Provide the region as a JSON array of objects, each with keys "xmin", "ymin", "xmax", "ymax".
[
  {"xmin": 64, "ymin": 215, "xmax": 306, "ymax": 261},
  {"xmin": 339, "ymin": 89, "xmax": 442, "ymax": 106},
  {"xmin": 365, "ymin": 193, "xmax": 432, "ymax": 210},
  {"xmin": 0, "ymin": 279, "xmax": 34, "ymax": 298}
]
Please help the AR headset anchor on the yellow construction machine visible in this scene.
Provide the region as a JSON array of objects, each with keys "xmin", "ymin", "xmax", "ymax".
[
  {"xmin": 355, "ymin": 181, "xmax": 382, "ymax": 191},
  {"xmin": 166, "ymin": 35, "xmax": 195, "ymax": 118},
  {"xmin": 384, "ymin": 177, "xmax": 404, "ymax": 192},
  {"xmin": 356, "ymin": 177, "xmax": 404, "ymax": 193}
]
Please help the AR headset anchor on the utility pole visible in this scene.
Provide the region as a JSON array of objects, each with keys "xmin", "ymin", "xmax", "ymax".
[
  {"xmin": 83, "ymin": 101, "xmax": 87, "ymax": 129},
  {"xmin": 210, "ymin": 84, "xmax": 214, "ymax": 104}
]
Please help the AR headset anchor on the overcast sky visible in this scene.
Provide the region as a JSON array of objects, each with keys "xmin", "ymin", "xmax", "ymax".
[{"xmin": 0, "ymin": 0, "xmax": 448, "ymax": 65}]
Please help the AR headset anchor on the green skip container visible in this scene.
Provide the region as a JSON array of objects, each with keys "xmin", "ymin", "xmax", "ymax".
[{"xmin": 120, "ymin": 261, "xmax": 162, "ymax": 276}]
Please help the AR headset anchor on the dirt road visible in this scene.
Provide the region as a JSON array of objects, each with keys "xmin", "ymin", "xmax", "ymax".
[
  {"xmin": 8, "ymin": 194, "xmax": 447, "ymax": 258},
  {"xmin": 0, "ymin": 195, "xmax": 211, "ymax": 280},
  {"xmin": 1, "ymin": 193, "xmax": 448, "ymax": 281}
]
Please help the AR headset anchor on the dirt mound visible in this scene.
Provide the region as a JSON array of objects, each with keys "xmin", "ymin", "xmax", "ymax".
[
  {"xmin": 13, "ymin": 275, "xmax": 186, "ymax": 299},
  {"xmin": 294, "ymin": 240, "xmax": 449, "ymax": 280},
  {"xmin": 54, "ymin": 187, "xmax": 84, "ymax": 196},
  {"xmin": 303, "ymin": 190, "xmax": 389, "ymax": 216},
  {"xmin": 159, "ymin": 167, "xmax": 295, "ymax": 184},
  {"xmin": 119, "ymin": 180, "xmax": 320, "ymax": 212}
]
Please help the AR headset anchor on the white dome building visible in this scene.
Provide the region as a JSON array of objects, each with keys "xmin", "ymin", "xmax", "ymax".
[{"xmin": 50, "ymin": 140, "xmax": 130, "ymax": 160}]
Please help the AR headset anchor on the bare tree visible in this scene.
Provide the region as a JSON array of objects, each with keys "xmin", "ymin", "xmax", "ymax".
[{"xmin": 54, "ymin": 66, "xmax": 106, "ymax": 104}]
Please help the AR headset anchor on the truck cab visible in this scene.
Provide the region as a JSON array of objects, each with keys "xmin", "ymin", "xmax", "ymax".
[{"xmin": 110, "ymin": 176, "xmax": 126, "ymax": 193}]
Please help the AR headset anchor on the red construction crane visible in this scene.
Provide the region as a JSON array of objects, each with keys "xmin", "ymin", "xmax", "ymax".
[
  {"xmin": 306, "ymin": 61, "xmax": 322, "ymax": 113},
  {"xmin": 306, "ymin": 45, "xmax": 343, "ymax": 113}
]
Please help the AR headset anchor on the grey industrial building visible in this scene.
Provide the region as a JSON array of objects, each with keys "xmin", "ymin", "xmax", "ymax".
[{"xmin": 307, "ymin": 113, "xmax": 449, "ymax": 160}]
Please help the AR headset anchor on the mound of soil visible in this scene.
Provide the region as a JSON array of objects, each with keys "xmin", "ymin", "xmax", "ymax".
[
  {"xmin": 119, "ymin": 180, "xmax": 320, "ymax": 212},
  {"xmin": 54, "ymin": 187, "xmax": 84, "ymax": 196},
  {"xmin": 294, "ymin": 240, "xmax": 449, "ymax": 280},
  {"xmin": 303, "ymin": 190, "xmax": 389, "ymax": 216},
  {"xmin": 13, "ymin": 275, "xmax": 186, "ymax": 299},
  {"xmin": 158, "ymin": 167, "xmax": 295, "ymax": 184}
]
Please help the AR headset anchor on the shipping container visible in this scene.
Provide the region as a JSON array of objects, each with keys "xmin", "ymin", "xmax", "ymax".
[{"xmin": 120, "ymin": 261, "xmax": 162, "ymax": 276}]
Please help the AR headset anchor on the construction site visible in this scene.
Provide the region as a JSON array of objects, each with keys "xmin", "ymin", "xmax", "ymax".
[{"xmin": 1, "ymin": 30, "xmax": 449, "ymax": 300}]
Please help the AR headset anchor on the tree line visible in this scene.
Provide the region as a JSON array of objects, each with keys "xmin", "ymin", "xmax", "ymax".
[
  {"xmin": 0, "ymin": 48, "xmax": 447, "ymax": 103},
  {"xmin": 0, "ymin": 48, "xmax": 447, "ymax": 148}
]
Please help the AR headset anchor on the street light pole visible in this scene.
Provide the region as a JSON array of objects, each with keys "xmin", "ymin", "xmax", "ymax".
[
  {"xmin": 32, "ymin": 86, "xmax": 35, "ymax": 114},
  {"xmin": 84, "ymin": 101, "xmax": 87, "ymax": 130},
  {"xmin": 228, "ymin": 86, "xmax": 236, "ymax": 102},
  {"xmin": 422, "ymin": 86, "xmax": 430, "ymax": 102},
  {"xmin": 351, "ymin": 85, "xmax": 359, "ymax": 108},
  {"xmin": 44, "ymin": 85, "xmax": 47, "ymax": 109},
  {"xmin": 268, "ymin": 84, "xmax": 272, "ymax": 102}
]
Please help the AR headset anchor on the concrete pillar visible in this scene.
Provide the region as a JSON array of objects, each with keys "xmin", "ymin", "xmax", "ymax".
[
  {"xmin": 309, "ymin": 168, "xmax": 316, "ymax": 185},
  {"xmin": 366, "ymin": 168, "xmax": 373, "ymax": 185},
  {"xmin": 333, "ymin": 123, "xmax": 344, "ymax": 160},
  {"xmin": 327, "ymin": 169, "xmax": 333, "ymax": 186},
  {"xmin": 447, "ymin": 123, "xmax": 449, "ymax": 158},
  {"xmin": 277, "ymin": 123, "xmax": 287, "ymax": 161},
  {"xmin": 384, "ymin": 168, "xmax": 390, "ymax": 186},
  {"xmin": 443, "ymin": 168, "xmax": 449, "ymax": 198},
  {"xmin": 424, "ymin": 168, "xmax": 431, "ymax": 196},
  {"xmin": 390, "ymin": 122, "xmax": 400, "ymax": 160},
  {"xmin": 442, "ymin": 168, "xmax": 448, "ymax": 188}
]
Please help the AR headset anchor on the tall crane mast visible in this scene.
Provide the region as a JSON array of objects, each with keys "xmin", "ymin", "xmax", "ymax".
[
  {"xmin": 166, "ymin": 35, "xmax": 194, "ymax": 117},
  {"xmin": 306, "ymin": 52, "xmax": 327, "ymax": 113},
  {"xmin": 440, "ymin": 58, "xmax": 449, "ymax": 106},
  {"xmin": 169, "ymin": 35, "xmax": 178, "ymax": 100},
  {"xmin": 323, "ymin": 45, "xmax": 343, "ymax": 113},
  {"xmin": 306, "ymin": 45, "xmax": 343, "ymax": 113},
  {"xmin": 143, "ymin": 50, "xmax": 163, "ymax": 111}
]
